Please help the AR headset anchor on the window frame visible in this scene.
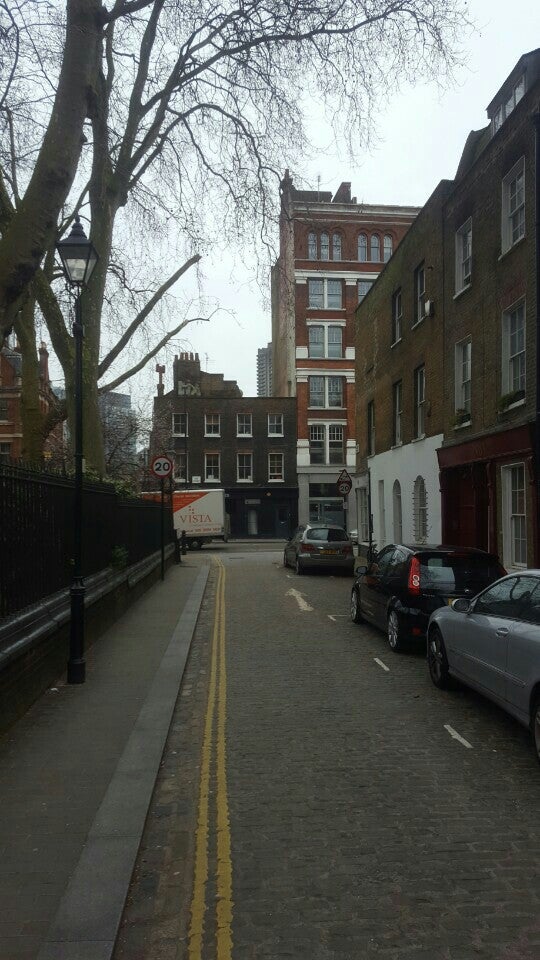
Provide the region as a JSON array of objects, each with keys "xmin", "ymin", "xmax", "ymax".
[
  {"xmin": 455, "ymin": 338, "xmax": 472, "ymax": 416},
  {"xmin": 268, "ymin": 413, "xmax": 284, "ymax": 436},
  {"xmin": 501, "ymin": 462, "xmax": 527, "ymax": 568},
  {"xmin": 320, "ymin": 232, "xmax": 330, "ymax": 261},
  {"xmin": 237, "ymin": 413, "xmax": 252, "ymax": 437},
  {"xmin": 358, "ymin": 280, "xmax": 373, "ymax": 304},
  {"xmin": 455, "ymin": 217, "xmax": 472, "ymax": 293},
  {"xmin": 383, "ymin": 235, "xmax": 393, "ymax": 263},
  {"xmin": 0, "ymin": 441, "xmax": 11, "ymax": 463},
  {"xmin": 308, "ymin": 375, "xmax": 344, "ymax": 409},
  {"xmin": 414, "ymin": 365, "xmax": 426, "ymax": 439},
  {"xmin": 370, "ymin": 234, "xmax": 381, "ymax": 263},
  {"xmin": 332, "ymin": 233, "xmax": 342, "ymax": 261},
  {"xmin": 358, "ymin": 233, "xmax": 368, "ymax": 262},
  {"xmin": 237, "ymin": 451, "xmax": 253, "ymax": 482},
  {"xmin": 268, "ymin": 452, "xmax": 284, "ymax": 482},
  {"xmin": 413, "ymin": 261, "xmax": 426, "ymax": 326},
  {"xmin": 307, "ymin": 278, "xmax": 343, "ymax": 310},
  {"xmin": 204, "ymin": 413, "xmax": 221, "ymax": 437},
  {"xmin": 502, "ymin": 158, "xmax": 525, "ymax": 253},
  {"xmin": 204, "ymin": 452, "xmax": 220, "ymax": 481},
  {"xmin": 308, "ymin": 232, "xmax": 317, "ymax": 260},
  {"xmin": 501, "ymin": 300, "xmax": 526, "ymax": 397},
  {"xmin": 174, "ymin": 452, "xmax": 188, "ymax": 482},
  {"xmin": 392, "ymin": 380, "xmax": 402, "ymax": 446},
  {"xmin": 172, "ymin": 412, "xmax": 188, "ymax": 437}
]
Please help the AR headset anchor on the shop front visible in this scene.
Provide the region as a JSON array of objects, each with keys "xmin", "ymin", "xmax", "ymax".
[{"xmin": 226, "ymin": 488, "xmax": 298, "ymax": 539}]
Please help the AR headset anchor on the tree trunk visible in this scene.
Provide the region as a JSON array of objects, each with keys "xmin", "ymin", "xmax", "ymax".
[{"xmin": 15, "ymin": 298, "xmax": 46, "ymax": 463}]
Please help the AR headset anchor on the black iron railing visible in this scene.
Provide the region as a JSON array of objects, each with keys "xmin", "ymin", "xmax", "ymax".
[{"xmin": 0, "ymin": 463, "xmax": 173, "ymax": 620}]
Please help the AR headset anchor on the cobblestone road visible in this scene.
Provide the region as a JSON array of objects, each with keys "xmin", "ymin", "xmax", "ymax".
[{"xmin": 113, "ymin": 546, "xmax": 540, "ymax": 960}]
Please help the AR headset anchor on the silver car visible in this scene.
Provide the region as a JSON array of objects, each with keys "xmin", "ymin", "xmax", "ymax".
[
  {"xmin": 427, "ymin": 571, "xmax": 540, "ymax": 764},
  {"xmin": 283, "ymin": 524, "xmax": 354, "ymax": 575}
]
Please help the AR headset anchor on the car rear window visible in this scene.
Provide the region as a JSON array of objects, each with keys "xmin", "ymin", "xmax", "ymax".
[
  {"xmin": 418, "ymin": 553, "xmax": 505, "ymax": 593},
  {"xmin": 307, "ymin": 527, "xmax": 349, "ymax": 542}
]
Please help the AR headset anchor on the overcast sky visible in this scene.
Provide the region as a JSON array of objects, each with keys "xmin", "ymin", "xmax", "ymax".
[{"xmin": 108, "ymin": 0, "xmax": 540, "ymax": 407}]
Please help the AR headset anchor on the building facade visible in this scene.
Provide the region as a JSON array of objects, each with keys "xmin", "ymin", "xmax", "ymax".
[
  {"xmin": 0, "ymin": 340, "xmax": 61, "ymax": 463},
  {"xmin": 271, "ymin": 173, "xmax": 419, "ymax": 529},
  {"xmin": 256, "ymin": 343, "xmax": 273, "ymax": 397},
  {"xmin": 150, "ymin": 353, "xmax": 298, "ymax": 538}
]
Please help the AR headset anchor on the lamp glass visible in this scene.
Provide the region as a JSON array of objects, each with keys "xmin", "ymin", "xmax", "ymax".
[{"xmin": 56, "ymin": 218, "xmax": 99, "ymax": 287}]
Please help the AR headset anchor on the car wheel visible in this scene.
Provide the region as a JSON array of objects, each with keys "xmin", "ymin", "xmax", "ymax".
[
  {"xmin": 532, "ymin": 695, "xmax": 540, "ymax": 766},
  {"xmin": 295, "ymin": 558, "xmax": 304, "ymax": 575},
  {"xmin": 387, "ymin": 609, "xmax": 406, "ymax": 653},
  {"xmin": 350, "ymin": 587, "xmax": 363, "ymax": 624},
  {"xmin": 189, "ymin": 539, "xmax": 201, "ymax": 550},
  {"xmin": 427, "ymin": 626, "xmax": 451, "ymax": 689}
]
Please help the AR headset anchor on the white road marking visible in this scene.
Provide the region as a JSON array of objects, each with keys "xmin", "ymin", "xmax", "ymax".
[
  {"xmin": 374, "ymin": 658, "xmax": 390, "ymax": 672},
  {"xmin": 328, "ymin": 615, "xmax": 336, "ymax": 622},
  {"xmin": 444, "ymin": 724, "xmax": 473, "ymax": 749},
  {"xmin": 328, "ymin": 614, "xmax": 348, "ymax": 620},
  {"xmin": 286, "ymin": 588, "xmax": 314, "ymax": 612}
]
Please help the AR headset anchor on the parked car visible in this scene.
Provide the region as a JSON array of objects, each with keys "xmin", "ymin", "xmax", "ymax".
[
  {"xmin": 427, "ymin": 571, "xmax": 540, "ymax": 764},
  {"xmin": 284, "ymin": 524, "xmax": 354, "ymax": 575},
  {"xmin": 350, "ymin": 544, "xmax": 506, "ymax": 652}
]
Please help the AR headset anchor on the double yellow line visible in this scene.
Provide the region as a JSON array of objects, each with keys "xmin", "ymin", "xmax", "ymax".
[{"xmin": 188, "ymin": 559, "xmax": 233, "ymax": 960}]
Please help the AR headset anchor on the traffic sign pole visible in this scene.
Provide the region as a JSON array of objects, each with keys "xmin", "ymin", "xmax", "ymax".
[{"xmin": 160, "ymin": 476, "xmax": 165, "ymax": 581}]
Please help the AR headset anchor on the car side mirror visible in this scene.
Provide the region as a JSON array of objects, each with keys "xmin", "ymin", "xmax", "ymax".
[
  {"xmin": 452, "ymin": 597, "xmax": 472, "ymax": 614},
  {"xmin": 355, "ymin": 565, "xmax": 368, "ymax": 576}
]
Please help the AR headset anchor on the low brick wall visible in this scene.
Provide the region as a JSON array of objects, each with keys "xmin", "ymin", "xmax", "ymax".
[{"xmin": 0, "ymin": 547, "xmax": 175, "ymax": 734}]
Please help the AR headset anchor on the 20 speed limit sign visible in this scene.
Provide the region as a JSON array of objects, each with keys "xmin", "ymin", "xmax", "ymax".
[{"xmin": 151, "ymin": 454, "xmax": 173, "ymax": 479}]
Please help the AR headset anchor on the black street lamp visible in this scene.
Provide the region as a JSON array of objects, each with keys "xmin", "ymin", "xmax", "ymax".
[{"xmin": 56, "ymin": 216, "xmax": 99, "ymax": 684}]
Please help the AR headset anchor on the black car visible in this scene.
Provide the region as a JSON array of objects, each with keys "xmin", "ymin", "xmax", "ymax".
[{"xmin": 350, "ymin": 544, "xmax": 506, "ymax": 652}]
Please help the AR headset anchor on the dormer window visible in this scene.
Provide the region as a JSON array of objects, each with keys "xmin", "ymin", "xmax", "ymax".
[{"xmin": 492, "ymin": 74, "xmax": 525, "ymax": 134}]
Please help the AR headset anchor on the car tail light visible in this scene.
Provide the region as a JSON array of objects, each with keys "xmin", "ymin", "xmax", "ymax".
[
  {"xmin": 343, "ymin": 544, "xmax": 353, "ymax": 555},
  {"xmin": 408, "ymin": 556, "xmax": 421, "ymax": 596},
  {"xmin": 300, "ymin": 543, "xmax": 315, "ymax": 553}
]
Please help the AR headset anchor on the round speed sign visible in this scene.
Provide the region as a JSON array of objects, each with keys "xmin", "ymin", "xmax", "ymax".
[
  {"xmin": 338, "ymin": 480, "xmax": 352, "ymax": 496},
  {"xmin": 151, "ymin": 455, "xmax": 173, "ymax": 479}
]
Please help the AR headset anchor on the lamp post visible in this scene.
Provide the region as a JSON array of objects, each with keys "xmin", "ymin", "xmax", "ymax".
[{"xmin": 56, "ymin": 216, "xmax": 99, "ymax": 684}]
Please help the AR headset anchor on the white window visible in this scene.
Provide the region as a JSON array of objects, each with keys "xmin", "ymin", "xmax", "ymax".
[
  {"xmin": 307, "ymin": 278, "xmax": 342, "ymax": 309},
  {"xmin": 205, "ymin": 453, "xmax": 220, "ymax": 481},
  {"xmin": 237, "ymin": 413, "xmax": 252, "ymax": 436},
  {"xmin": 358, "ymin": 234, "xmax": 368, "ymax": 262},
  {"xmin": 371, "ymin": 235, "xmax": 380, "ymax": 262},
  {"xmin": 414, "ymin": 365, "xmax": 425, "ymax": 439},
  {"xmin": 455, "ymin": 218, "xmax": 472, "ymax": 292},
  {"xmin": 205, "ymin": 413, "xmax": 220, "ymax": 436},
  {"xmin": 358, "ymin": 280, "xmax": 373, "ymax": 304},
  {"xmin": 309, "ymin": 424, "xmax": 344, "ymax": 465},
  {"xmin": 455, "ymin": 339, "xmax": 472, "ymax": 415},
  {"xmin": 383, "ymin": 235, "xmax": 393, "ymax": 263},
  {"xmin": 332, "ymin": 233, "xmax": 342, "ymax": 261},
  {"xmin": 308, "ymin": 324, "xmax": 342, "ymax": 359},
  {"xmin": 502, "ymin": 159, "xmax": 525, "ymax": 253},
  {"xmin": 175, "ymin": 452, "xmax": 188, "ymax": 482},
  {"xmin": 358, "ymin": 488, "xmax": 369, "ymax": 543},
  {"xmin": 392, "ymin": 381, "xmax": 402, "ymax": 445},
  {"xmin": 268, "ymin": 452, "xmax": 284, "ymax": 481},
  {"xmin": 414, "ymin": 262, "xmax": 425, "ymax": 325},
  {"xmin": 502, "ymin": 463, "xmax": 527, "ymax": 567},
  {"xmin": 172, "ymin": 413, "xmax": 187, "ymax": 436},
  {"xmin": 268, "ymin": 413, "xmax": 283, "ymax": 436},
  {"xmin": 237, "ymin": 452, "xmax": 253, "ymax": 481},
  {"xmin": 493, "ymin": 74, "xmax": 526, "ymax": 135},
  {"xmin": 308, "ymin": 232, "xmax": 317, "ymax": 259},
  {"xmin": 414, "ymin": 476, "xmax": 428, "ymax": 543},
  {"xmin": 502, "ymin": 301, "xmax": 526, "ymax": 398},
  {"xmin": 309, "ymin": 425, "xmax": 325, "ymax": 464},
  {"xmin": 392, "ymin": 289, "xmax": 402, "ymax": 344},
  {"xmin": 393, "ymin": 480, "xmax": 402, "ymax": 543},
  {"xmin": 308, "ymin": 376, "xmax": 343, "ymax": 408},
  {"xmin": 320, "ymin": 232, "xmax": 329, "ymax": 260}
]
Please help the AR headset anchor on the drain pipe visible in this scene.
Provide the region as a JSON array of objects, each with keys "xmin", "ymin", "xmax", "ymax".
[{"xmin": 533, "ymin": 113, "xmax": 540, "ymax": 565}]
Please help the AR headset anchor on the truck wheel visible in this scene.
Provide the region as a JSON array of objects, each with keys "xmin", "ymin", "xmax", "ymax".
[{"xmin": 189, "ymin": 539, "xmax": 202, "ymax": 550}]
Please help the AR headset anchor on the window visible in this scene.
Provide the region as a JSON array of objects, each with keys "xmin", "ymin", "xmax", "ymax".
[
  {"xmin": 392, "ymin": 480, "xmax": 402, "ymax": 543},
  {"xmin": 205, "ymin": 453, "xmax": 220, "ymax": 481},
  {"xmin": 378, "ymin": 479, "xmax": 386, "ymax": 545},
  {"xmin": 414, "ymin": 365, "xmax": 425, "ymax": 438},
  {"xmin": 414, "ymin": 476, "xmax": 428, "ymax": 543},
  {"xmin": 308, "ymin": 324, "xmax": 342, "ymax": 359},
  {"xmin": 502, "ymin": 463, "xmax": 527, "ymax": 567},
  {"xmin": 392, "ymin": 289, "xmax": 402, "ymax": 343},
  {"xmin": 237, "ymin": 452, "xmax": 253, "ymax": 481},
  {"xmin": 327, "ymin": 326, "xmax": 342, "ymax": 359},
  {"xmin": 358, "ymin": 233, "xmax": 368, "ymax": 262},
  {"xmin": 320, "ymin": 232, "xmax": 329, "ymax": 260},
  {"xmin": 332, "ymin": 233, "xmax": 342, "ymax": 260},
  {"xmin": 383, "ymin": 235, "xmax": 393, "ymax": 262},
  {"xmin": 237, "ymin": 413, "xmax": 252, "ymax": 436},
  {"xmin": 358, "ymin": 280, "xmax": 373, "ymax": 304},
  {"xmin": 308, "ymin": 232, "xmax": 317, "ymax": 259},
  {"xmin": 455, "ymin": 218, "xmax": 472, "ymax": 292},
  {"xmin": 308, "ymin": 278, "xmax": 342, "ymax": 309},
  {"xmin": 309, "ymin": 376, "xmax": 343, "ymax": 408},
  {"xmin": 414, "ymin": 262, "xmax": 425, "ymax": 325},
  {"xmin": 268, "ymin": 452, "xmax": 284, "ymax": 481},
  {"xmin": 502, "ymin": 159, "xmax": 525, "ymax": 252},
  {"xmin": 492, "ymin": 75, "xmax": 526, "ymax": 134},
  {"xmin": 370, "ymin": 235, "xmax": 380, "ymax": 262},
  {"xmin": 367, "ymin": 400, "xmax": 375, "ymax": 456},
  {"xmin": 309, "ymin": 424, "xmax": 344, "ymax": 465},
  {"xmin": 455, "ymin": 339, "xmax": 472, "ymax": 416},
  {"xmin": 358, "ymin": 488, "xmax": 369, "ymax": 543},
  {"xmin": 0, "ymin": 399, "xmax": 8, "ymax": 421},
  {"xmin": 392, "ymin": 381, "xmax": 402, "ymax": 445},
  {"xmin": 175, "ymin": 452, "xmax": 188, "ymax": 482},
  {"xmin": 172, "ymin": 412, "xmax": 187, "ymax": 436},
  {"xmin": 308, "ymin": 326, "xmax": 324, "ymax": 358},
  {"xmin": 502, "ymin": 301, "xmax": 526, "ymax": 397},
  {"xmin": 205, "ymin": 413, "xmax": 220, "ymax": 436},
  {"xmin": 268, "ymin": 413, "xmax": 283, "ymax": 435},
  {"xmin": 0, "ymin": 441, "xmax": 11, "ymax": 463}
]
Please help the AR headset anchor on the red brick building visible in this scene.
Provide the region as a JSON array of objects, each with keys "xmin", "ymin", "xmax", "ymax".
[
  {"xmin": 271, "ymin": 173, "xmax": 419, "ymax": 528},
  {"xmin": 0, "ymin": 341, "xmax": 62, "ymax": 463}
]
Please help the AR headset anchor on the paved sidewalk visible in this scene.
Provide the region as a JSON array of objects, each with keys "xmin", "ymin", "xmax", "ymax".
[{"xmin": 0, "ymin": 559, "xmax": 209, "ymax": 960}]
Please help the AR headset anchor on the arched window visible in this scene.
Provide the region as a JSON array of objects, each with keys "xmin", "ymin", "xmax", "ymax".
[
  {"xmin": 308, "ymin": 232, "xmax": 317, "ymax": 260},
  {"xmin": 358, "ymin": 233, "xmax": 368, "ymax": 262},
  {"xmin": 320, "ymin": 232, "xmax": 329, "ymax": 260},
  {"xmin": 393, "ymin": 480, "xmax": 402, "ymax": 543},
  {"xmin": 414, "ymin": 476, "xmax": 428, "ymax": 543},
  {"xmin": 332, "ymin": 233, "xmax": 342, "ymax": 261},
  {"xmin": 383, "ymin": 234, "xmax": 393, "ymax": 262},
  {"xmin": 370, "ymin": 234, "xmax": 381, "ymax": 262}
]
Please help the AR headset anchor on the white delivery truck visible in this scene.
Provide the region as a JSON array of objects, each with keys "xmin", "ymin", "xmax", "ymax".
[{"xmin": 172, "ymin": 489, "xmax": 229, "ymax": 549}]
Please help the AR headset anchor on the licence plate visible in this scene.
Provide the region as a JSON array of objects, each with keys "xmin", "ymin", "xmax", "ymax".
[{"xmin": 321, "ymin": 549, "xmax": 337, "ymax": 555}]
